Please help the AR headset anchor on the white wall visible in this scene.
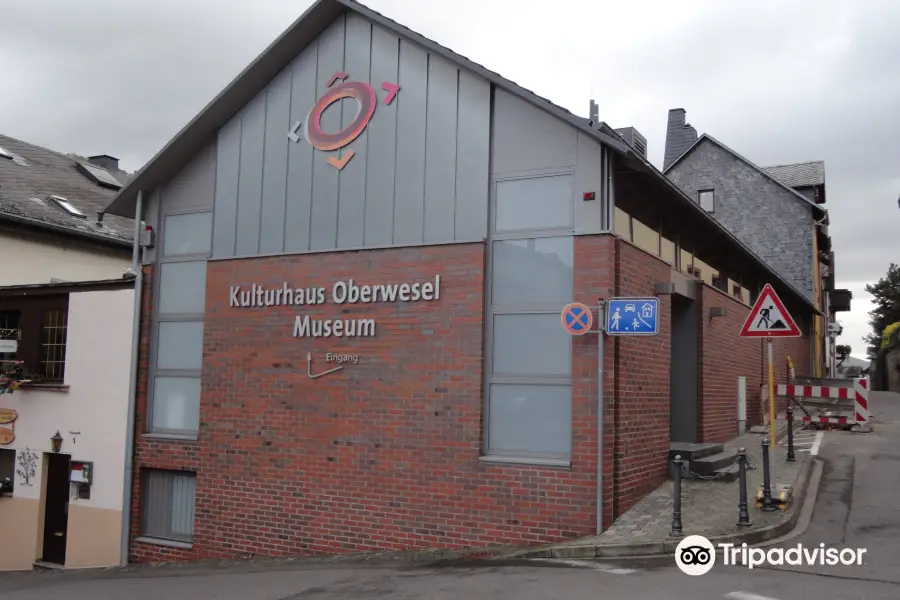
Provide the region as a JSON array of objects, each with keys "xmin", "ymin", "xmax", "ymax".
[
  {"xmin": 2, "ymin": 288, "xmax": 134, "ymax": 511},
  {"xmin": 0, "ymin": 233, "xmax": 130, "ymax": 286}
]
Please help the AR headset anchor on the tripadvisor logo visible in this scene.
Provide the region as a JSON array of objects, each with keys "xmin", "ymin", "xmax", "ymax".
[
  {"xmin": 675, "ymin": 535, "xmax": 716, "ymax": 576},
  {"xmin": 675, "ymin": 535, "xmax": 867, "ymax": 575}
]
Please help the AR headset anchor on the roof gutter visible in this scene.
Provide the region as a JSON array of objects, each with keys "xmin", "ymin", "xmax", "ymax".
[
  {"xmin": 0, "ymin": 210, "xmax": 132, "ymax": 250},
  {"xmin": 622, "ymin": 147, "xmax": 822, "ymax": 316},
  {"xmin": 119, "ymin": 190, "xmax": 143, "ymax": 567}
]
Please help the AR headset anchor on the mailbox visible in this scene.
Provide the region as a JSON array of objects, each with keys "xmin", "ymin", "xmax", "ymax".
[{"xmin": 69, "ymin": 461, "xmax": 93, "ymax": 486}]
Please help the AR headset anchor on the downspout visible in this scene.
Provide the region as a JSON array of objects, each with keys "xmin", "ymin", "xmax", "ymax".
[
  {"xmin": 120, "ymin": 190, "xmax": 144, "ymax": 566},
  {"xmin": 596, "ymin": 146, "xmax": 614, "ymax": 534}
]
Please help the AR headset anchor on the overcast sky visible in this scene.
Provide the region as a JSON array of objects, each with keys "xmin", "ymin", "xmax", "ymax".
[{"xmin": 1, "ymin": 0, "xmax": 897, "ymax": 358}]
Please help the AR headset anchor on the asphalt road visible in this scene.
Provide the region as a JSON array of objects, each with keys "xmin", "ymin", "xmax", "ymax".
[
  {"xmin": 2, "ymin": 392, "xmax": 898, "ymax": 600},
  {"xmin": 2, "ymin": 555, "xmax": 899, "ymax": 600}
]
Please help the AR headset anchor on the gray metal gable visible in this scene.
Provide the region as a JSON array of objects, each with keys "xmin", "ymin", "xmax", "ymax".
[
  {"xmin": 102, "ymin": 0, "xmax": 629, "ymax": 222},
  {"xmin": 96, "ymin": 0, "xmax": 820, "ymax": 314},
  {"xmin": 209, "ymin": 11, "xmax": 492, "ymax": 258}
]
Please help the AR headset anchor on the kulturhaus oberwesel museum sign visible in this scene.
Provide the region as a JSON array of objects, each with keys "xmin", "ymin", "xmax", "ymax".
[{"xmin": 228, "ymin": 275, "xmax": 441, "ymax": 338}]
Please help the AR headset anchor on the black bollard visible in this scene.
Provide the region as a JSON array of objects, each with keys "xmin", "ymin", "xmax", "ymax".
[
  {"xmin": 671, "ymin": 455, "xmax": 684, "ymax": 537},
  {"xmin": 736, "ymin": 447, "xmax": 751, "ymax": 527},
  {"xmin": 786, "ymin": 405, "xmax": 796, "ymax": 462},
  {"xmin": 761, "ymin": 438, "xmax": 776, "ymax": 511}
]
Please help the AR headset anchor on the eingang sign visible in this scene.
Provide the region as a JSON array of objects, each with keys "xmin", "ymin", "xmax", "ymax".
[{"xmin": 229, "ymin": 275, "xmax": 441, "ymax": 338}]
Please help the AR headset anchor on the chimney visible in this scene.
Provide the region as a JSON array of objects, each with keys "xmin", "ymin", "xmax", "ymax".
[
  {"xmin": 663, "ymin": 109, "xmax": 698, "ymax": 171},
  {"xmin": 88, "ymin": 154, "xmax": 119, "ymax": 172},
  {"xmin": 589, "ymin": 99, "xmax": 599, "ymax": 124}
]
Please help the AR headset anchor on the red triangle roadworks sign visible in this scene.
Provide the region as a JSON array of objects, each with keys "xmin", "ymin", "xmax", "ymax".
[{"xmin": 739, "ymin": 283, "xmax": 801, "ymax": 338}]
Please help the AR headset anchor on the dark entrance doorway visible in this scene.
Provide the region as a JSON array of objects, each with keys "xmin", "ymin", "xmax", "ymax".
[
  {"xmin": 670, "ymin": 295, "xmax": 699, "ymax": 443},
  {"xmin": 41, "ymin": 453, "xmax": 70, "ymax": 565}
]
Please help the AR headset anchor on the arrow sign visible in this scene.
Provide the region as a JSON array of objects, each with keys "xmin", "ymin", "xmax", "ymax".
[
  {"xmin": 307, "ymin": 352, "xmax": 343, "ymax": 379},
  {"xmin": 287, "ymin": 120, "xmax": 303, "ymax": 143}
]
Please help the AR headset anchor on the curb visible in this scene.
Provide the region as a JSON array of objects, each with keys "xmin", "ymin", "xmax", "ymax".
[{"xmin": 509, "ymin": 455, "xmax": 815, "ymax": 560}]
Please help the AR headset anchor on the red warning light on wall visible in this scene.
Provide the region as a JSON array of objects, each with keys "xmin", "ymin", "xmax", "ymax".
[{"xmin": 583, "ymin": 192, "xmax": 596, "ymax": 201}]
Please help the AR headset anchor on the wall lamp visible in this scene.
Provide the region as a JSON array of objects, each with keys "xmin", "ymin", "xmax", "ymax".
[
  {"xmin": 710, "ymin": 307, "xmax": 727, "ymax": 318},
  {"xmin": 50, "ymin": 430, "xmax": 63, "ymax": 453},
  {"xmin": 655, "ymin": 283, "xmax": 675, "ymax": 295}
]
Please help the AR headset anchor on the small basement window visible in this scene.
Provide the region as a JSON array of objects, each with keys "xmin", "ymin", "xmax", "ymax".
[
  {"xmin": 141, "ymin": 469, "xmax": 196, "ymax": 543},
  {"xmin": 76, "ymin": 162, "xmax": 122, "ymax": 190},
  {"xmin": 48, "ymin": 195, "xmax": 86, "ymax": 218}
]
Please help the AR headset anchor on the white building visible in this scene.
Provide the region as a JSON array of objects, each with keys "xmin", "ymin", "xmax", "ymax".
[{"xmin": 0, "ymin": 134, "xmax": 139, "ymax": 571}]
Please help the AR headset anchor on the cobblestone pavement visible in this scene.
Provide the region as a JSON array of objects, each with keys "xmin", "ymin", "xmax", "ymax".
[{"xmin": 565, "ymin": 425, "xmax": 810, "ymax": 547}]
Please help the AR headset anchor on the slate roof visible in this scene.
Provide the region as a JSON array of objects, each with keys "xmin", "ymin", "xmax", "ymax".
[
  {"xmin": 664, "ymin": 134, "xmax": 826, "ymax": 216},
  {"xmin": 762, "ymin": 161, "xmax": 825, "ymax": 189},
  {"xmin": 0, "ymin": 133, "xmax": 134, "ymax": 247}
]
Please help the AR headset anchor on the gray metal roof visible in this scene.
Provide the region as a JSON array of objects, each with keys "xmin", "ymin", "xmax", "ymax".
[
  {"xmin": 99, "ymin": 0, "xmax": 820, "ymax": 315},
  {"xmin": 763, "ymin": 161, "xmax": 825, "ymax": 189},
  {"xmin": 0, "ymin": 133, "xmax": 134, "ymax": 247}
]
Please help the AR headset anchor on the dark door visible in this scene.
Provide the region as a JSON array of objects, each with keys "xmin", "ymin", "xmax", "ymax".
[
  {"xmin": 41, "ymin": 453, "xmax": 70, "ymax": 565},
  {"xmin": 670, "ymin": 295, "xmax": 700, "ymax": 443}
]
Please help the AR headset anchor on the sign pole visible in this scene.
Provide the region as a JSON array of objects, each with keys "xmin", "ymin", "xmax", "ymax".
[
  {"xmin": 562, "ymin": 297, "xmax": 660, "ymax": 536},
  {"xmin": 738, "ymin": 283, "xmax": 801, "ymax": 460},
  {"xmin": 767, "ymin": 336, "xmax": 776, "ymax": 450},
  {"xmin": 596, "ymin": 299, "xmax": 606, "ymax": 536}
]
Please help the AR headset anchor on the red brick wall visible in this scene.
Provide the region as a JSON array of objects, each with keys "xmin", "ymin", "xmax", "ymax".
[
  {"xmin": 611, "ymin": 240, "xmax": 672, "ymax": 516},
  {"xmin": 128, "ymin": 235, "xmax": 813, "ymax": 563},
  {"xmin": 572, "ymin": 234, "xmax": 616, "ymax": 528},
  {"xmin": 129, "ymin": 265, "xmax": 206, "ymax": 562},
  {"xmin": 130, "ymin": 241, "xmax": 618, "ymax": 562},
  {"xmin": 698, "ymin": 285, "xmax": 810, "ymax": 442}
]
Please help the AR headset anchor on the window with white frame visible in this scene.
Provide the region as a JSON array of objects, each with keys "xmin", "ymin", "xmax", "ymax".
[
  {"xmin": 484, "ymin": 173, "xmax": 575, "ymax": 462},
  {"xmin": 149, "ymin": 211, "xmax": 212, "ymax": 436},
  {"xmin": 140, "ymin": 469, "xmax": 196, "ymax": 543},
  {"xmin": 0, "ymin": 295, "xmax": 68, "ymax": 382}
]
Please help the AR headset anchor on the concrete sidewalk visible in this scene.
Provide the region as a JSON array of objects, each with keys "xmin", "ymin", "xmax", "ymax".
[{"xmin": 514, "ymin": 422, "xmax": 816, "ymax": 559}]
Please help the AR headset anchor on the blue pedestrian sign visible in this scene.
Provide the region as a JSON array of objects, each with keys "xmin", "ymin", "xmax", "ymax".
[{"xmin": 606, "ymin": 297, "xmax": 659, "ymax": 336}]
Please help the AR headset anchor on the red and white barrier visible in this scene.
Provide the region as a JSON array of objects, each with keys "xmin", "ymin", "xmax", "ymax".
[{"xmin": 776, "ymin": 378, "xmax": 869, "ymax": 426}]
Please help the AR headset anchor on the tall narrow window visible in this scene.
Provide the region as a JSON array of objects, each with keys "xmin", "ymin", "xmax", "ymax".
[
  {"xmin": 150, "ymin": 210, "xmax": 212, "ymax": 437},
  {"xmin": 698, "ymin": 189, "xmax": 715, "ymax": 212},
  {"xmin": 40, "ymin": 308, "xmax": 68, "ymax": 381},
  {"xmin": 485, "ymin": 174, "xmax": 576, "ymax": 462}
]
